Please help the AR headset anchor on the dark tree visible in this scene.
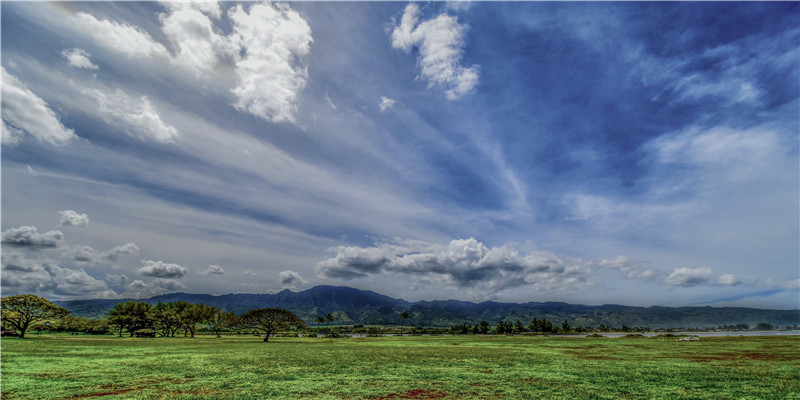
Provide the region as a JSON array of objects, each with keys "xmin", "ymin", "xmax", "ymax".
[
  {"xmin": 237, "ymin": 308, "xmax": 306, "ymax": 342},
  {"xmin": 399, "ymin": 311, "xmax": 410, "ymax": 335},
  {"xmin": 182, "ymin": 303, "xmax": 217, "ymax": 338},
  {"xmin": 1, "ymin": 294, "xmax": 69, "ymax": 338},
  {"xmin": 314, "ymin": 315, "xmax": 325, "ymax": 330},
  {"xmin": 107, "ymin": 301, "xmax": 153, "ymax": 337},
  {"xmin": 209, "ymin": 309, "xmax": 237, "ymax": 338}
]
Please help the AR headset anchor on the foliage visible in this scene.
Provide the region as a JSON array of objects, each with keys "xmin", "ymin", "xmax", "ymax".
[
  {"xmin": 107, "ymin": 301, "xmax": 153, "ymax": 337},
  {"xmin": 0, "ymin": 294, "xmax": 69, "ymax": 338},
  {"xmin": 236, "ymin": 308, "xmax": 306, "ymax": 342}
]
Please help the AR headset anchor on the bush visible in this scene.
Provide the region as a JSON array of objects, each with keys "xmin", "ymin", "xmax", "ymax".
[{"xmin": 133, "ymin": 329, "xmax": 156, "ymax": 338}]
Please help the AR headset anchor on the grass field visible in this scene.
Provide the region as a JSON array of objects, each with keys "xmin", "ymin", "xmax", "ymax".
[{"xmin": 1, "ymin": 334, "xmax": 798, "ymax": 399}]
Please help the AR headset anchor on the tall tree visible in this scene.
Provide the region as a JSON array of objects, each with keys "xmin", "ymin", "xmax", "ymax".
[
  {"xmin": 237, "ymin": 308, "xmax": 305, "ymax": 342},
  {"xmin": 399, "ymin": 311, "xmax": 410, "ymax": 335},
  {"xmin": 182, "ymin": 304, "xmax": 217, "ymax": 338},
  {"xmin": 1, "ymin": 294, "xmax": 69, "ymax": 338},
  {"xmin": 150, "ymin": 302, "xmax": 180, "ymax": 337},
  {"xmin": 208, "ymin": 309, "xmax": 236, "ymax": 338},
  {"xmin": 314, "ymin": 315, "xmax": 325, "ymax": 330},
  {"xmin": 107, "ymin": 301, "xmax": 153, "ymax": 337}
]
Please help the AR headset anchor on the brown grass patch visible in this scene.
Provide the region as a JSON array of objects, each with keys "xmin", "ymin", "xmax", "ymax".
[{"xmin": 370, "ymin": 389, "xmax": 449, "ymax": 399}]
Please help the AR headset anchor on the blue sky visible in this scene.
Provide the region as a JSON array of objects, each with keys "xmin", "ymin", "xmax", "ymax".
[{"xmin": 2, "ymin": 1, "xmax": 798, "ymax": 309}]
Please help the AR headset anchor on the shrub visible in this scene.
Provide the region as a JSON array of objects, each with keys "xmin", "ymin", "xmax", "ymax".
[{"xmin": 133, "ymin": 329, "xmax": 156, "ymax": 338}]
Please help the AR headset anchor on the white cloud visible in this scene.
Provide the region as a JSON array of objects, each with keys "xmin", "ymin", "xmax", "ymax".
[
  {"xmin": 159, "ymin": 2, "xmax": 235, "ymax": 77},
  {"xmin": 101, "ymin": 243, "xmax": 140, "ymax": 261},
  {"xmin": 598, "ymin": 256, "xmax": 658, "ymax": 280},
  {"xmin": 82, "ymin": 88, "xmax": 178, "ymax": 143},
  {"xmin": 1, "ymin": 67, "xmax": 76, "ymax": 145},
  {"xmin": 278, "ymin": 269, "xmax": 307, "ymax": 288},
  {"xmin": 74, "ymin": 12, "xmax": 170, "ymax": 59},
  {"xmin": 138, "ymin": 260, "xmax": 189, "ymax": 279},
  {"xmin": 379, "ymin": 96, "xmax": 396, "ymax": 112},
  {"xmin": 104, "ymin": 273, "xmax": 129, "ymax": 288},
  {"xmin": 665, "ymin": 267, "xmax": 714, "ymax": 287},
  {"xmin": 228, "ymin": 2, "xmax": 313, "ymax": 123},
  {"xmin": 716, "ymin": 274, "xmax": 740, "ymax": 286},
  {"xmin": 122, "ymin": 278, "xmax": 185, "ymax": 299},
  {"xmin": 66, "ymin": 245, "xmax": 97, "ymax": 263},
  {"xmin": 1, "ymin": 226, "xmax": 64, "ymax": 248},
  {"xmin": 317, "ymin": 237, "xmax": 591, "ymax": 294},
  {"xmin": 59, "ymin": 210, "xmax": 90, "ymax": 227},
  {"xmin": 1, "ymin": 257, "xmax": 117, "ymax": 300},
  {"xmin": 199, "ymin": 264, "xmax": 226, "ymax": 275},
  {"xmin": 62, "ymin": 48, "xmax": 99, "ymax": 70},
  {"xmin": 391, "ymin": 4, "xmax": 479, "ymax": 99}
]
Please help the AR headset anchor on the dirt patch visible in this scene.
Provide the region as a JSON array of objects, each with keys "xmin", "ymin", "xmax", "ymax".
[
  {"xmin": 67, "ymin": 388, "xmax": 142, "ymax": 398},
  {"xmin": 370, "ymin": 389, "xmax": 449, "ymax": 400},
  {"xmin": 689, "ymin": 352, "xmax": 798, "ymax": 363}
]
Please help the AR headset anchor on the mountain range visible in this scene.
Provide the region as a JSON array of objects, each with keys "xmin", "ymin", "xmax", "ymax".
[{"xmin": 54, "ymin": 285, "xmax": 800, "ymax": 329}]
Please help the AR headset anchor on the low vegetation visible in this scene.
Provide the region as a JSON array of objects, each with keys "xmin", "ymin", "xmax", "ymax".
[{"xmin": 1, "ymin": 334, "xmax": 798, "ymax": 399}]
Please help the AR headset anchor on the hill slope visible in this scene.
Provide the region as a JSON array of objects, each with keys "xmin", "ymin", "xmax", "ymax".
[{"xmin": 55, "ymin": 285, "xmax": 799, "ymax": 329}]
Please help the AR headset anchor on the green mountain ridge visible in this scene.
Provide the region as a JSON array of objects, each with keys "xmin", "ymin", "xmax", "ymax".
[{"xmin": 54, "ymin": 285, "xmax": 800, "ymax": 329}]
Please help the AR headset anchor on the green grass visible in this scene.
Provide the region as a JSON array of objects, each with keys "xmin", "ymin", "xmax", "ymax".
[{"xmin": 2, "ymin": 335, "xmax": 798, "ymax": 399}]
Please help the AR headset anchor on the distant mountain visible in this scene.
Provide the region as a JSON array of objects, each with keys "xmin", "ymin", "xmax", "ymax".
[{"xmin": 54, "ymin": 285, "xmax": 800, "ymax": 329}]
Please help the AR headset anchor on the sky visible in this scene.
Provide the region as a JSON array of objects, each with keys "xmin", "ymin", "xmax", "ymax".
[{"xmin": 1, "ymin": 1, "xmax": 798, "ymax": 309}]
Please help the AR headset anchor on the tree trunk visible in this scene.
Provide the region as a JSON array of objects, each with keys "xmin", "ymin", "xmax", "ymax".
[{"xmin": 263, "ymin": 332, "xmax": 269, "ymax": 342}]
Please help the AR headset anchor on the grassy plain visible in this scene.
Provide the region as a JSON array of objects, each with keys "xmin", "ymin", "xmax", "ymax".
[{"xmin": 1, "ymin": 334, "xmax": 798, "ymax": 399}]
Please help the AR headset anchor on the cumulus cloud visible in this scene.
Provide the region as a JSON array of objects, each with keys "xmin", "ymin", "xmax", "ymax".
[
  {"xmin": 716, "ymin": 274, "xmax": 740, "ymax": 286},
  {"xmin": 1, "ymin": 67, "xmax": 76, "ymax": 145},
  {"xmin": 379, "ymin": 96, "xmax": 396, "ymax": 112},
  {"xmin": 665, "ymin": 267, "xmax": 714, "ymax": 287},
  {"xmin": 59, "ymin": 210, "xmax": 90, "ymax": 227},
  {"xmin": 199, "ymin": 264, "xmax": 226, "ymax": 275},
  {"xmin": 278, "ymin": 269, "xmax": 307, "ymax": 288},
  {"xmin": 82, "ymin": 88, "xmax": 178, "ymax": 143},
  {"xmin": 105, "ymin": 273, "xmax": 129, "ymax": 288},
  {"xmin": 228, "ymin": 2, "xmax": 313, "ymax": 123},
  {"xmin": 62, "ymin": 48, "xmax": 99, "ymax": 70},
  {"xmin": 66, "ymin": 245, "xmax": 97, "ymax": 263},
  {"xmin": 123, "ymin": 278, "xmax": 185, "ymax": 299},
  {"xmin": 74, "ymin": 12, "xmax": 170, "ymax": 59},
  {"xmin": 1, "ymin": 256, "xmax": 117, "ymax": 300},
  {"xmin": 391, "ymin": 4, "xmax": 479, "ymax": 99},
  {"xmin": 317, "ymin": 238, "xmax": 591, "ymax": 294},
  {"xmin": 1, "ymin": 226, "xmax": 64, "ymax": 248},
  {"xmin": 101, "ymin": 243, "xmax": 140, "ymax": 261},
  {"xmin": 159, "ymin": 2, "xmax": 236, "ymax": 77},
  {"xmin": 598, "ymin": 256, "xmax": 658, "ymax": 280},
  {"xmin": 138, "ymin": 260, "xmax": 189, "ymax": 279}
]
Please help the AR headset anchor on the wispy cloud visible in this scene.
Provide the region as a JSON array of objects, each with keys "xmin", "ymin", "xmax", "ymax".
[
  {"xmin": 74, "ymin": 12, "xmax": 170, "ymax": 60},
  {"xmin": 1, "ymin": 67, "xmax": 75, "ymax": 145},
  {"xmin": 62, "ymin": 48, "xmax": 99, "ymax": 70},
  {"xmin": 82, "ymin": 87, "xmax": 178, "ymax": 143}
]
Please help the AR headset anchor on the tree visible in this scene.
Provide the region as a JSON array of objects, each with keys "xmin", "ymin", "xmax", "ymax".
[
  {"xmin": 107, "ymin": 301, "xmax": 153, "ymax": 337},
  {"xmin": 314, "ymin": 315, "xmax": 325, "ymax": 330},
  {"xmin": 1, "ymin": 294, "xmax": 69, "ymax": 338},
  {"xmin": 150, "ymin": 302, "xmax": 180, "ymax": 337},
  {"xmin": 237, "ymin": 308, "xmax": 305, "ymax": 342},
  {"xmin": 208, "ymin": 309, "xmax": 236, "ymax": 338},
  {"xmin": 399, "ymin": 311, "xmax": 410, "ymax": 335},
  {"xmin": 182, "ymin": 304, "xmax": 217, "ymax": 338}
]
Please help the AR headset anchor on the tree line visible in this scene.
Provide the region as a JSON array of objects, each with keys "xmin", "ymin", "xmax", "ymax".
[
  {"xmin": 1, "ymin": 294, "xmax": 304, "ymax": 342},
  {"xmin": 2, "ymin": 294, "xmax": 793, "ymax": 340}
]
